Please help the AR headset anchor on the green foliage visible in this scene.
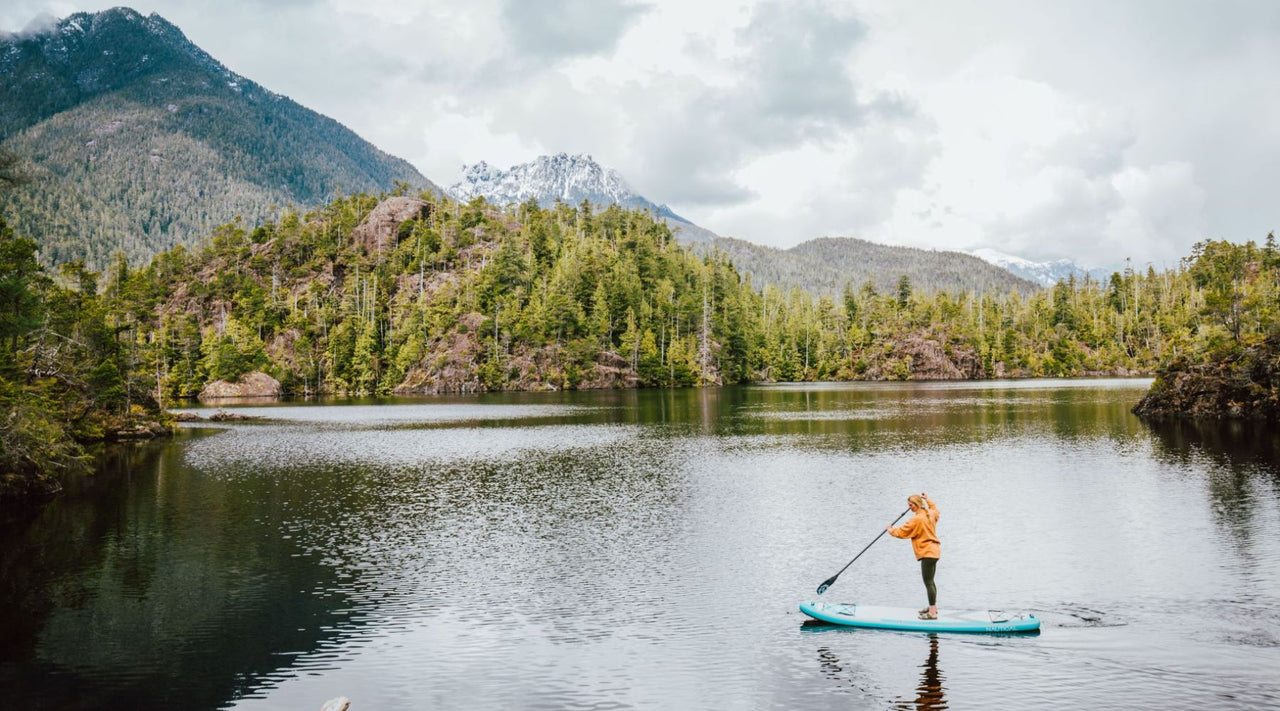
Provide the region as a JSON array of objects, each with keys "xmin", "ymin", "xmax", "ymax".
[
  {"xmin": 0, "ymin": 218, "xmax": 44, "ymax": 359},
  {"xmin": 1183, "ymin": 239, "xmax": 1279, "ymax": 353},
  {"xmin": 0, "ymin": 216, "xmax": 168, "ymax": 502},
  {"xmin": 0, "ymin": 381, "xmax": 86, "ymax": 498},
  {"xmin": 896, "ymin": 275, "xmax": 913, "ymax": 309},
  {"xmin": 200, "ymin": 316, "xmax": 266, "ymax": 383},
  {"xmin": 1189, "ymin": 240, "xmax": 1254, "ymax": 347}
]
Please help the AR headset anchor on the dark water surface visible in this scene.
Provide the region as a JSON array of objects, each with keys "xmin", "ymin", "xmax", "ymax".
[{"xmin": 3, "ymin": 380, "xmax": 1279, "ymax": 709}]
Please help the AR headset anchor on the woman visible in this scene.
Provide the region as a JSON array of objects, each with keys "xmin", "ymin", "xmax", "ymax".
[{"xmin": 887, "ymin": 492, "xmax": 941, "ymax": 619}]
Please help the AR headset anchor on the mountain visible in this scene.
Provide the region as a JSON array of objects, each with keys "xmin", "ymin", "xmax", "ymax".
[
  {"xmin": 448, "ymin": 153, "xmax": 717, "ymax": 242},
  {"xmin": 0, "ymin": 7, "xmax": 440, "ymax": 268},
  {"xmin": 447, "ymin": 154, "xmax": 1041, "ymax": 295},
  {"xmin": 968, "ymin": 248, "xmax": 1111, "ymax": 287},
  {"xmin": 699, "ymin": 236, "xmax": 1041, "ymax": 296}
]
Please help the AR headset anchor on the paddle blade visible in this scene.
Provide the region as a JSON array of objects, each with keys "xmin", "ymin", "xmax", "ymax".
[{"xmin": 816, "ymin": 576, "xmax": 837, "ymax": 595}]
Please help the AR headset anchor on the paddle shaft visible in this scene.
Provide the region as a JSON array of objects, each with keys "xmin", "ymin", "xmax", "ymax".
[{"xmin": 816, "ymin": 508, "xmax": 910, "ymax": 595}]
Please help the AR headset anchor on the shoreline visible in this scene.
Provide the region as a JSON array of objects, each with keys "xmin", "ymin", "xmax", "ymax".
[{"xmin": 175, "ymin": 372, "xmax": 1157, "ymax": 407}]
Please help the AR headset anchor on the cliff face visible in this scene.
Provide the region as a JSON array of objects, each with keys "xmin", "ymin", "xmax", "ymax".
[{"xmin": 1133, "ymin": 337, "xmax": 1280, "ymax": 421}]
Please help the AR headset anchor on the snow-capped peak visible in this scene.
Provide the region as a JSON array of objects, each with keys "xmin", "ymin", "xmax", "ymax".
[
  {"xmin": 447, "ymin": 153, "xmax": 717, "ymax": 241},
  {"xmin": 969, "ymin": 248, "xmax": 1108, "ymax": 287},
  {"xmin": 450, "ymin": 153, "xmax": 638, "ymax": 206}
]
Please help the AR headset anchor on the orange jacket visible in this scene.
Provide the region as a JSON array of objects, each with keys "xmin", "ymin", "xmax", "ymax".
[{"xmin": 889, "ymin": 497, "xmax": 940, "ymax": 560}]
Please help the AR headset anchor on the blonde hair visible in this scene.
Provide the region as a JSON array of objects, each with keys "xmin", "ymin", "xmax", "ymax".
[{"xmin": 908, "ymin": 494, "xmax": 927, "ymax": 511}]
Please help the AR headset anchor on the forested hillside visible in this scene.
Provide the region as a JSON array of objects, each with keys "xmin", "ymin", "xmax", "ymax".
[
  {"xmin": 0, "ymin": 7, "xmax": 438, "ymax": 269},
  {"xmin": 698, "ymin": 235, "xmax": 1040, "ymax": 297},
  {"xmin": 87, "ymin": 193, "xmax": 1222, "ymax": 403}
]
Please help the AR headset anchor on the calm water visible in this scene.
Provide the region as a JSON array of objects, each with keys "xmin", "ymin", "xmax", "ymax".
[{"xmin": 2, "ymin": 380, "xmax": 1279, "ymax": 710}]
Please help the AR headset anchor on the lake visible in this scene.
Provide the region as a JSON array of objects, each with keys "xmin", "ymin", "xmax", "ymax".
[{"xmin": 2, "ymin": 379, "xmax": 1278, "ymax": 709}]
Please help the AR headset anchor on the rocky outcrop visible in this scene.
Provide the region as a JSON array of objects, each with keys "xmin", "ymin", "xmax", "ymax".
[
  {"xmin": 107, "ymin": 421, "xmax": 171, "ymax": 440},
  {"xmin": 862, "ymin": 330, "xmax": 982, "ymax": 381},
  {"xmin": 351, "ymin": 197, "xmax": 431, "ymax": 256},
  {"xmin": 169, "ymin": 410, "xmax": 264, "ymax": 422},
  {"xmin": 208, "ymin": 410, "xmax": 265, "ymax": 421},
  {"xmin": 393, "ymin": 313, "xmax": 486, "ymax": 395},
  {"xmin": 898, "ymin": 332, "xmax": 982, "ymax": 379},
  {"xmin": 580, "ymin": 350, "xmax": 642, "ymax": 389},
  {"xmin": 198, "ymin": 371, "xmax": 282, "ymax": 401},
  {"xmin": 391, "ymin": 335, "xmax": 641, "ymax": 395},
  {"xmin": 1133, "ymin": 337, "xmax": 1280, "ymax": 421}
]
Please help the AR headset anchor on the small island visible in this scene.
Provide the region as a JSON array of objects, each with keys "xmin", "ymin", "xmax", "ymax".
[
  {"xmin": 1133, "ymin": 239, "xmax": 1279, "ymax": 421},
  {"xmin": 1134, "ymin": 336, "xmax": 1279, "ymax": 421}
]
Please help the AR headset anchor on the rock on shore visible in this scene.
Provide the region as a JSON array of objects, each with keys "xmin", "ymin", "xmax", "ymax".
[
  {"xmin": 198, "ymin": 371, "xmax": 282, "ymax": 401},
  {"xmin": 108, "ymin": 421, "xmax": 171, "ymax": 439}
]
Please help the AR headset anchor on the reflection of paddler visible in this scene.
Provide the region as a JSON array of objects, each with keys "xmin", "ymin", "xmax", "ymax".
[
  {"xmin": 814, "ymin": 636, "xmax": 946, "ymax": 709},
  {"xmin": 902, "ymin": 635, "xmax": 946, "ymax": 710},
  {"xmin": 887, "ymin": 492, "xmax": 941, "ymax": 620}
]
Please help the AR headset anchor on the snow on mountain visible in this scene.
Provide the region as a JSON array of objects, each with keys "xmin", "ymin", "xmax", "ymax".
[
  {"xmin": 451, "ymin": 153, "xmax": 632, "ymax": 205},
  {"xmin": 448, "ymin": 153, "xmax": 716, "ymax": 241},
  {"xmin": 969, "ymin": 248, "xmax": 1111, "ymax": 287}
]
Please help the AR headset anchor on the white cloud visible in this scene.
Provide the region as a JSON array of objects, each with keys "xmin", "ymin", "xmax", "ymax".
[
  {"xmin": 500, "ymin": 0, "xmax": 649, "ymax": 63},
  {"xmin": 1104, "ymin": 162, "xmax": 1207, "ymax": 268},
  {"xmin": 4, "ymin": 0, "xmax": 1279, "ymax": 265}
]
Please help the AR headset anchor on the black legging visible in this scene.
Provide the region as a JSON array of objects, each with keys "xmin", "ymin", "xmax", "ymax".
[{"xmin": 920, "ymin": 557, "xmax": 938, "ymax": 606}]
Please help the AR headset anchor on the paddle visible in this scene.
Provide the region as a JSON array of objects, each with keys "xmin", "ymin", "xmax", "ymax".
[{"xmin": 815, "ymin": 508, "xmax": 910, "ymax": 595}]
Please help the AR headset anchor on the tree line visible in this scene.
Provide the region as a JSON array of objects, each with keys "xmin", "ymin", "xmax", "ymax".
[
  {"xmin": 3, "ymin": 180, "xmax": 1278, "ymax": 500},
  {"xmin": 54, "ymin": 192, "xmax": 1280, "ymax": 398}
]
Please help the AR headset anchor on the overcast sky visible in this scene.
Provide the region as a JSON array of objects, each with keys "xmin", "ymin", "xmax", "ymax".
[{"xmin": 5, "ymin": 1, "xmax": 1279, "ymax": 266}]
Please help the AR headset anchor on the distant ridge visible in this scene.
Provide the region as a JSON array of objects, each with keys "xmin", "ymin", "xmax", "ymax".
[
  {"xmin": 700, "ymin": 235, "xmax": 1041, "ymax": 296},
  {"xmin": 448, "ymin": 153, "xmax": 717, "ymax": 242},
  {"xmin": 0, "ymin": 7, "xmax": 440, "ymax": 267}
]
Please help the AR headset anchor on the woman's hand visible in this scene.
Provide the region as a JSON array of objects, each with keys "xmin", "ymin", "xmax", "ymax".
[
  {"xmin": 886, "ymin": 524, "xmax": 894, "ymax": 532},
  {"xmin": 920, "ymin": 491, "xmax": 928, "ymax": 499}
]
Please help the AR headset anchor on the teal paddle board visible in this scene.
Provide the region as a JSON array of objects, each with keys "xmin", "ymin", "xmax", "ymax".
[{"xmin": 799, "ymin": 600, "xmax": 1040, "ymax": 633}]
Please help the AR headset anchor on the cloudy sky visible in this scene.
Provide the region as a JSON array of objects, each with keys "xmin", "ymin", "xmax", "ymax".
[{"xmin": 4, "ymin": 0, "xmax": 1279, "ymax": 267}]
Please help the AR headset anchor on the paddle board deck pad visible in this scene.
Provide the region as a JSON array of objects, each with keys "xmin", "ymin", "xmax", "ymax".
[{"xmin": 799, "ymin": 601, "xmax": 1040, "ymax": 633}]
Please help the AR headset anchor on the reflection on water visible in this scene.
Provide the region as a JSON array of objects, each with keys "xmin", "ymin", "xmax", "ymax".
[
  {"xmin": 0, "ymin": 434, "xmax": 371, "ymax": 709},
  {"xmin": 901, "ymin": 636, "xmax": 947, "ymax": 711},
  {"xmin": 2, "ymin": 380, "xmax": 1279, "ymax": 710},
  {"xmin": 809, "ymin": 628, "xmax": 946, "ymax": 710},
  {"xmin": 1148, "ymin": 419, "xmax": 1280, "ymax": 519}
]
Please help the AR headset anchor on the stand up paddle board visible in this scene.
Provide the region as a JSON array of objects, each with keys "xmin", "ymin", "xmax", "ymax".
[{"xmin": 800, "ymin": 600, "xmax": 1040, "ymax": 633}]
